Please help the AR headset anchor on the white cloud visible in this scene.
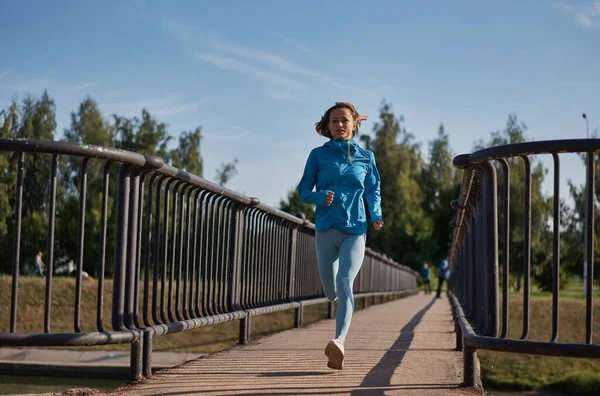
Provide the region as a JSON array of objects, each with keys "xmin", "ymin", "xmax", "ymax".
[
  {"xmin": 195, "ymin": 52, "xmax": 307, "ymax": 100},
  {"xmin": 11, "ymin": 78, "xmax": 55, "ymax": 93},
  {"xmin": 277, "ymin": 34, "xmax": 314, "ymax": 54},
  {"xmin": 102, "ymin": 95, "xmax": 206, "ymax": 118},
  {"xmin": 552, "ymin": 1, "xmax": 600, "ymax": 28},
  {"xmin": 211, "ymin": 41, "xmax": 316, "ymax": 76},
  {"xmin": 551, "ymin": 1, "xmax": 573, "ymax": 12},
  {"xmin": 72, "ymin": 82, "xmax": 97, "ymax": 92},
  {"xmin": 0, "ymin": 70, "xmax": 11, "ymax": 80},
  {"xmin": 162, "ymin": 17, "xmax": 380, "ymax": 101},
  {"xmin": 161, "ymin": 17, "xmax": 197, "ymax": 45},
  {"xmin": 576, "ymin": 1, "xmax": 600, "ymax": 28}
]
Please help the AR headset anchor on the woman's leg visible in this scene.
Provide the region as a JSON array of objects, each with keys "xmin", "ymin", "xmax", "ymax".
[
  {"xmin": 315, "ymin": 229, "xmax": 341, "ymax": 302},
  {"xmin": 335, "ymin": 234, "xmax": 366, "ymax": 340}
]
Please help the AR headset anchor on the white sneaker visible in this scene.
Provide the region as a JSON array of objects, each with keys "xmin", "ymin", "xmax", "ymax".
[{"xmin": 325, "ymin": 338, "xmax": 345, "ymax": 370}]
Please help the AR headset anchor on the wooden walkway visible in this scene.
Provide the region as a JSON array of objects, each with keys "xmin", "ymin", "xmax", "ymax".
[{"xmin": 112, "ymin": 294, "xmax": 481, "ymax": 395}]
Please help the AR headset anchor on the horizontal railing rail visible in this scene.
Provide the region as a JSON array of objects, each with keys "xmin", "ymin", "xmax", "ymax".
[
  {"xmin": 448, "ymin": 138, "xmax": 600, "ymax": 387},
  {"xmin": 0, "ymin": 138, "xmax": 418, "ymax": 380}
]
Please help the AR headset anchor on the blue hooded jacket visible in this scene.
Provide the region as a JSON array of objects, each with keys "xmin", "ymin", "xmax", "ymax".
[
  {"xmin": 437, "ymin": 258, "xmax": 450, "ymax": 279},
  {"xmin": 297, "ymin": 138, "xmax": 382, "ymax": 235}
]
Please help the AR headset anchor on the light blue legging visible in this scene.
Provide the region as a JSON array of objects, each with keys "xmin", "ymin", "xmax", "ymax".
[{"xmin": 315, "ymin": 228, "xmax": 366, "ymax": 341}]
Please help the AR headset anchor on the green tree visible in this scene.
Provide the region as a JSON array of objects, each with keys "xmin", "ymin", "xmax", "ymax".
[
  {"xmin": 214, "ymin": 158, "xmax": 238, "ymax": 186},
  {"xmin": 0, "ymin": 93, "xmax": 57, "ymax": 273},
  {"xmin": 18, "ymin": 92, "xmax": 56, "ymax": 214},
  {"xmin": 561, "ymin": 149, "xmax": 600, "ymax": 285},
  {"xmin": 171, "ymin": 128, "xmax": 203, "ymax": 177},
  {"xmin": 0, "ymin": 104, "xmax": 18, "ymax": 239},
  {"xmin": 279, "ymin": 188, "xmax": 315, "ymax": 223},
  {"xmin": 0, "ymin": 104, "xmax": 19, "ymax": 273},
  {"xmin": 61, "ymin": 97, "xmax": 116, "ymax": 276},
  {"xmin": 114, "ymin": 109, "xmax": 171, "ymax": 157},
  {"xmin": 362, "ymin": 99, "xmax": 432, "ymax": 269},
  {"xmin": 421, "ymin": 124, "xmax": 461, "ymax": 265}
]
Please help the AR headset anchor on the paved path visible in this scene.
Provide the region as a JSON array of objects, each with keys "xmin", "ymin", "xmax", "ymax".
[
  {"xmin": 0, "ymin": 348, "xmax": 204, "ymax": 379},
  {"xmin": 113, "ymin": 294, "xmax": 481, "ymax": 395}
]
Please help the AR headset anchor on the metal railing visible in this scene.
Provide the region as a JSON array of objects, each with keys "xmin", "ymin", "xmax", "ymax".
[
  {"xmin": 0, "ymin": 138, "xmax": 418, "ymax": 380},
  {"xmin": 448, "ymin": 139, "xmax": 600, "ymax": 387}
]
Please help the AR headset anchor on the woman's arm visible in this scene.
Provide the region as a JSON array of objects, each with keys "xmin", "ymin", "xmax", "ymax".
[
  {"xmin": 297, "ymin": 151, "xmax": 328, "ymax": 205},
  {"xmin": 365, "ymin": 151, "xmax": 383, "ymax": 222}
]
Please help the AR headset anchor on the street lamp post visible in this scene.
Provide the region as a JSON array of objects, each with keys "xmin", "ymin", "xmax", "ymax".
[
  {"xmin": 582, "ymin": 113, "xmax": 589, "ymax": 296},
  {"xmin": 583, "ymin": 113, "xmax": 589, "ymax": 138}
]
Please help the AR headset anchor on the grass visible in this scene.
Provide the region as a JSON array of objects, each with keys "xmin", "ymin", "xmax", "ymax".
[
  {"xmin": 525, "ymin": 278, "xmax": 600, "ymax": 300},
  {"xmin": 0, "ymin": 275, "xmax": 332, "ymax": 353},
  {"xmin": 479, "ymin": 279, "xmax": 600, "ymax": 394}
]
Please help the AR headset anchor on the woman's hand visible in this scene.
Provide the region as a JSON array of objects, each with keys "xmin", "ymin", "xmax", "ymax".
[
  {"xmin": 373, "ymin": 220, "xmax": 384, "ymax": 230},
  {"xmin": 325, "ymin": 191, "xmax": 335, "ymax": 206}
]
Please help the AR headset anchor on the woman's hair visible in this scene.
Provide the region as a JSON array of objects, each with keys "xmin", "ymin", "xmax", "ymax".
[{"xmin": 315, "ymin": 102, "xmax": 367, "ymax": 139}]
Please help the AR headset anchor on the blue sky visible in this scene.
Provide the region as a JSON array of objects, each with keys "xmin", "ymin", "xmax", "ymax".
[{"xmin": 1, "ymin": 0, "xmax": 599, "ymax": 207}]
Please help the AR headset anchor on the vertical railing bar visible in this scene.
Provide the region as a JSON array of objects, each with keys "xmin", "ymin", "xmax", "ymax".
[
  {"xmin": 182, "ymin": 185, "xmax": 194, "ymax": 320},
  {"xmin": 96, "ymin": 160, "xmax": 113, "ymax": 332},
  {"xmin": 74, "ymin": 157, "xmax": 90, "ymax": 333},
  {"xmin": 44, "ymin": 154, "xmax": 59, "ymax": 333},
  {"xmin": 169, "ymin": 181, "xmax": 183, "ymax": 323},
  {"xmin": 9, "ymin": 152, "xmax": 25, "ymax": 333},
  {"xmin": 206, "ymin": 194, "xmax": 218, "ymax": 316},
  {"xmin": 239, "ymin": 207, "xmax": 252, "ymax": 310},
  {"xmin": 199, "ymin": 192, "xmax": 211, "ymax": 317},
  {"xmin": 112, "ymin": 164, "xmax": 131, "ymax": 332},
  {"xmin": 273, "ymin": 217, "xmax": 281, "ymax": 304},
  {"xmin": 272, "ymin": 218, "xmax": 281, "ymax": 304},
  {"xmin": 152, "ymin": 175, "xmax": 165, "ymax": 325},
  {"xmin": 216, "ymin": 196, "xmax": 226, "ymax": 314},
  {"xmin": 271, "ymin": 218, "xmax": 280, "ymax": 304},
  {"xmin": 254, "ymin": 212, "xmax": 263, "ymax": 308},
  {"xmin": 218, "ymin": 199, "xmax": 227, "ymax": 313},
  {"xmin": 551, "ymin": 153, "xmax": 560, "ymax": 342},
  {"xmin": 198, "ymin": 193, "xmax": 209, "ymax": 317},
  {"xmin": 247, "ymin": 209, "xmax": 259, "ymax": 309},
  {"xmin": 279, "ymin": 219, "xmax": 288, "ymax": 303},
  {"xmin": 195, "ymin": 190, "xmax": 208, "ymax": 318},
  {"xmin": 133, "ymin": 170, "xmax": 148, "ymax": 329},
  {"xmin": 223, "ymin": 200, "xmax": 233, "ymax": 313},
  {"xmin": 286, "ymin": 220, "xmax": 297, "ymax": 303},
  {"xmin": 144, "ymin": 173, "xmax": 159, "ymax": 327},
  {"xmin": 124, "ymin": 170, "xmax": 141, "ymax": 330},
  {"xmin": 268, "ymin": 216, "xmax": 277, "ymax": 305},
  {"xmin": 498, "ymin": 159, "xmax": 510, "ymax": 339},
  {"xmin": 10, "ymin": 152, "xmax": 25, "ymax": 333},
  {"xmin": 222, "ymin": 200, "xmax": 235, "ymax": 313},
  {"xmin": 261, "ymin": 214, "xmax": 270, "ymax": 306},
  {"xmin": 189, "ymin": 188, "xmax": 202, "ymax": 319},
  {"xmin": 160, "ymin": 178, "xmax": 175, "ymax": 324},
  {"xmin": 585, "ymin": 152, "xmax": 595, "ymax": 344},
  {"xmin": 484, "ymin": 161, "xmax": 498, "ymax": 337},
  {"xmin": 277, "ymin": 219, "xmax": 287, "ymax": 303},
  {"xmin": 174, "ymin": 183, "xmax": 187, "ymax": 321},
  {"xmin": 520, "ymin": 155, "xmax": 531, "ymax": 340}
]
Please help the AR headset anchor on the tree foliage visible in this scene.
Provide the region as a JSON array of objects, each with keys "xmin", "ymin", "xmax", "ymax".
[{"xmin": 0, "ymin": 92, "xmax": 234, "ymax": 276}]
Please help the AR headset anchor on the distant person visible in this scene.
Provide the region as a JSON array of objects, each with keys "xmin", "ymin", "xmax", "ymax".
[
  {"xmin": 33, "ymin": 251, "xmax": 45, "ymax": 277},
  {"xmin": 436, "ymin": 257, "xmax": 450, "ymax": 298},
  {"xmin": 421, "ymin": 263, "xmax": 431, "ymax": 294},
  {"xmin": 298, "ymin": 102, "xmax": 383, "ymax": 370}
]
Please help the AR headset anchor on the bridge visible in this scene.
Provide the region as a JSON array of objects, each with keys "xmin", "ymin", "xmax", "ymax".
[{"xmin": 0, "ymin": 138, "xmax": 599, "ymax": 395}]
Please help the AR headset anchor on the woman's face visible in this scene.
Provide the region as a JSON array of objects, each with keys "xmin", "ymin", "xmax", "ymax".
[{"xmin": 328, "ymin": 108, "xmax": 356, "ymax": 140}]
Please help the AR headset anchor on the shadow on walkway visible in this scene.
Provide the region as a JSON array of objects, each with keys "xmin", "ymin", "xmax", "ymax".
[{"xmin": 352, "ymin": 297, "xmax": 438, "ymax": 395}]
